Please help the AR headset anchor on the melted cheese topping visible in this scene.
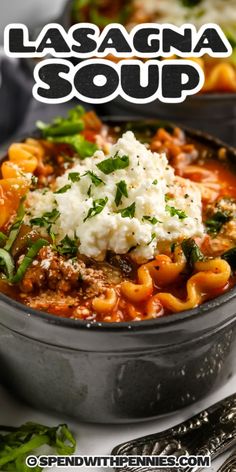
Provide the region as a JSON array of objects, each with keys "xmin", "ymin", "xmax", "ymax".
[{"xmin": 26, "ymin": 131, "xmax": 204, "ymax": 262}]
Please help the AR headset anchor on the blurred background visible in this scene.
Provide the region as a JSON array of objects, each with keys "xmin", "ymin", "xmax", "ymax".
[{"xmin": 0, "ymin": 0, "xmax": 236, "ymax": 146}]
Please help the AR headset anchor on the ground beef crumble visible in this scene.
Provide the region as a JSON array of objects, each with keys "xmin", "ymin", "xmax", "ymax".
[{"xmin": 19, "ymin": 246, "xmax": 123, "ymax": 299}]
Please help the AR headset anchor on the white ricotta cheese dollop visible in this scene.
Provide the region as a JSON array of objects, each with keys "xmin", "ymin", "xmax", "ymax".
[{"xmin": 26, "ymin": 131, "xmax": 204, "ymax": 262}]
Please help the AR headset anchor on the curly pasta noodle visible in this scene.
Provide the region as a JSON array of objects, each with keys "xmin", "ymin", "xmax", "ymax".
[
  {"xmin": 119, "ymin": 251, "xmax": 231, "ymax": 317},
  {"xmin": 153, "ymin": 258, "xmax": 230, "ymax": 313},
  {"xmin": 0, "ymin": 140, "xmax": 45, "ymax": 228}
]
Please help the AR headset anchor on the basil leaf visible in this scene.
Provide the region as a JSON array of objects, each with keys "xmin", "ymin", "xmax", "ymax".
[
  {"xmin": 181, "ymin": 238, "xmax": 204, "ymax": 268},
  {"xmin": 49, "ymin": 135, "xmax": 98, "ymax": 159},
  {"xmin": 0, "ymin": 249, "xmax": 14, "ymax": 279},
  {"xmin": 84, "ymin": 197, "xmax": 108, "ymax": 222},
  {"xmin": 166, "ymin": 205, "xmax": 187, "ymax": 220},
  {"xmin": 56, "ymin": 236, "xmax": 78, "ymax": 257},
  {"xmin": 205, "ymin": 211, "xmax": 231, "ymax": 235},
  {"xmin": 115, "ymin": 180, "xmax": 128, "ymax": 206},
  {"xmin": 54, "ymin": 184, "xmax": 71, "ymax": 194},
  {"xmin": 97, "ymin": 154, "xmax": 129, "ymax": 175},
  {"xmin": 68, "ymin": 172, "xmax": 80, "ymax": 183},
  {"xmin": 37, "ymin": 105, "xmax": 85, "ymax": 137},
  {"xmin": 83, "ymin": 171, "xmax": 104, "ymax": 187},
  {"xmin": 222, "ymin": 247, "xmax": 236, "ymax": 270},
  {"xmin": 118, "ymin": 202, "xmax": 135, "ymax": 219}
]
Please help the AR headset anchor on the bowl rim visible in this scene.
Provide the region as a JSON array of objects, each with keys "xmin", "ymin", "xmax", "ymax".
[
  {"xmin": 0, "ymin": 118, "xmax": 236, "ymax": 332},
  {"xmin": 0, "ymin": 284, "xmax": 236, "ymax": 332}
]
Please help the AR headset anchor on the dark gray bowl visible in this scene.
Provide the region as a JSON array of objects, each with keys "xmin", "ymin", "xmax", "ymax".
[
  {"xmin": 0, "ymin": 121, "xmax": 236, "ymax": 423},
  {"xmin": 96, "ymin": 93, "xmax": 236, "ymax": 147}
]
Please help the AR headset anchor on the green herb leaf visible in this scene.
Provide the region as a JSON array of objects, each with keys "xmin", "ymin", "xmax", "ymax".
[
  {"xmin": 87, "ymin": 184, "xmax": 92, "ymax": 197},
  {"xmin": 30, "ymin": 209, "xmax": 60, "ymax": 231},
  {"xmin": 152, "ymin": 180, "xmax": 158, "ymax": 185},
  {"xmin": 0, "ymin": 249, "xmax": 14, "ymax": 279},
  {"xmin": 68, "ymin": 172, "xmax": 81, "ymax": 183},
  {"xmin": 222, "ymin": 247, "xmax": 236, "ymax": 270},
  {"xmin": 37, "ymin": 105, "xmax": 85, "ymax": 138},
  {"xmin": 181, "ymin": 238, "xmax": 204, "ymax": 268},
  {"xmin": 118, "ymin": 202, "xmax": 135, "ymax": 219},
  {"xmin": 83, "ymin": 171, "xmax": 104, "ymax": 187},
  {"xmin": 54, "ymin": 184, "xmax": 71, "ymax": 194},
  {"xmin": 0, "ymin": 232, "xmax": 7, "ymax": 248},
  {"xmin": 97, "ymin": 153, "xmax": 129, "ymax": 175},
  {"xmin": 205, "ymin": 211, "xmax": 231, "ymax": 235},
  {"xmin": 148, "ymin": 233, "xmax": 156, "ymax": 245},
  {"xmin": 49, "ymin": 135, "xmax": 98, "ymax": 159},
  {"xmin": 4, "ymin": 198, "xmax": 25, "ymax": 252},
  {"xmin": 0, "ymin": 422, "xmax": 76, "ymax": 471},
  {"xmin": 142, "ymin": 216, "xmax": 161, "ymax": 224},
  {"xmin": 56, "ymin": 236, "xmax": 78, "ymax": 257},
  {"xmin": 115, "ymin": 180, "xmax": 128, "ymax": 206},
  {"xmin": 10, "ymin": 239, "xmax": 49, "ymax": 284},
  {"xmin": 84, "ymin": 197, "xmax": 108, "ymax": 222},
  {"xmin": 166, "ymin": 205, "xmax": 187, "ymax": 220}
]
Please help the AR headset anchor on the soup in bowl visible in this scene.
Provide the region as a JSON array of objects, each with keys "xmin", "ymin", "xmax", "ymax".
[{"xmin": 0, "ymin": 108, "xmax": 236, "ymax": 422}]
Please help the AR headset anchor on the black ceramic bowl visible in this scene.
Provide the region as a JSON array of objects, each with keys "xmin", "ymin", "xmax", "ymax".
[
  {"xmin": 0, "ymin": 121, "xmax": 236, "ymax": 424},
  {"xmin": 96, "ymin": 94, "xmax": 236, "ymax": 147}
]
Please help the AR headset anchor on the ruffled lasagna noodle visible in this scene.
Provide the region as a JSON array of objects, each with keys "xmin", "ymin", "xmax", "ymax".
[{"xmin": 0, "ymin": 108, "xmax": 235, "ymax": 322}]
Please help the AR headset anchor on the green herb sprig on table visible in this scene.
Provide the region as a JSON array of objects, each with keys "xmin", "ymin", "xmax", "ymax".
[{"xmin": 0, "ymin": 422, "xmax": 76, "ymax": 471}]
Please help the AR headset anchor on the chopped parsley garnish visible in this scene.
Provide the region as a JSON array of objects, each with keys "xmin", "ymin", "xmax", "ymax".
[
  {"xmin": 115, "ymin": 180, "xmax": 128, "ymax": 206},
  {"xmin": 87, "ymin": 184, "xmax": 92, "ymax": 197},
  {"xmin": 68, "ymin": 172, "xmax": 81, "ymax": 182},
  {"xmin": 54, "ymin": 184, "xmax": 71, "ymax": 194},
  {"xmin": 118, "ymin": 202, "xmax": 135, "ymax": 219},
  {"xmin": 181, "ymin": 238, "xmax": 204, "ymax": 268},
  {"xmin": 30, "ymin": 208, "xmax": 60, "ymax": 230},
  {"xmin": 84, "ymin": 171, "xmax": 104, "ymax": 187},
  {"xmin": 56, "ymin": 235, "xmax": 79, "ymax": 257},
  {"xmin": 205, "ymin": 211, "xmax": 231, "ymax": 235},
  {"xmin": 84, "ymin": 197, "xmax": 108, "ymax": 222},
  {"xmin": 148, "ymin": 233, "xmax": 156, "ymax": 245},
  {"xmin": 142, "ymin": 216, "xmax": 160, "ymax": 224},
  {"xmin": 166, "ymin": 205, "xmax": 187, "ymax": 220},
  {"xmin": 152, "ymin": 179, "xmax": 158, "ymax": 185},
  {"xmin": 97, "ymin": 153, "xmax": 129, "ymax": 175}
]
